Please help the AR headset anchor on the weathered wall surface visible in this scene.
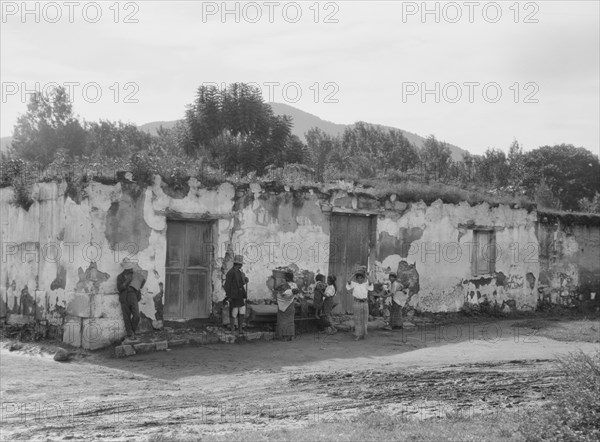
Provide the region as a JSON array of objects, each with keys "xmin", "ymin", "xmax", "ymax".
[
  {"xmin": 537, "ymin": 213, "xmax": 600, "ymax": 307},
  {"xmin": 2, "ymin": 177, "xmax": 598, "ymax": 348},
  {"xmin": 375, "ymin": 199, "xmax": 540, "ymax": 313}
]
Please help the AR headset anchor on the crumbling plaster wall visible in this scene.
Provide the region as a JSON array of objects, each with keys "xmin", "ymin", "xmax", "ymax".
[
  {"xmin": 230, "ymin": 185, "xmax": 330, "ymax": 301},
  {"xmin": 1, "ymin": 178, "xmax": 238, "ymax": 348},
  {"xmin": 4, "ymin": 177, "xmax": 595, "ymax": 350},
  {"xmin": 537, "ymin": 217, "xmax": 600, "ymax": 307},
  {"xmin": 375, "ymin": 199, "xmax": 540, "ymax": 312}
]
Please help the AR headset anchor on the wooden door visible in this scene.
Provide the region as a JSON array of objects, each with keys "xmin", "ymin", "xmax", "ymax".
[
  {"xmin": 165, "ymin": 221, "xmax": 213, "ymax": 319},
  {"xmin": 328, "ymin": 214, "xmax": 375, "ymax": 313}
]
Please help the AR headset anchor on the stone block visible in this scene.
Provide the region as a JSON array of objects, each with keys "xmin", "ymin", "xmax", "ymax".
[
  {"xmin": 66, "ymin": 292, "xmax": 92, "ymax": 317},
  {"xmin": 244, "ymin": 332, "xmax": 263, "ymax": 341},
  {"xmin": 155, "ymin": 341, "xmax": 168, "ymax": 351},
  {"xmin": 82, "ymin": 318, "xmax": 126, "ymax": 350},
  {"xmin": 168, "ymin": 338, "xmax": 189, "ymax": 347},
  {"xmin": 115, "ymin": 345, "xmax": 136, "ymax": 358},
  {"xmin": 63, "ymin": 318, "xmax": 82, "ymax": 347},
  {"xmin": 53, "ymin": 348, "xmax": 71, "ymax": 362},
  {"xmin": 90, "ymin": 293, "xmax": 122, "ymax": 319},
  {"xmin": 219, "ymin": 333, "xmax": 236, "ymax": 344},
  {"xmin": 394, "ymin": 201, "xmax": 408, "ymax": 211},
  {"xmin": 194, "ymin": 333, "xmax": 220, "ymax": 345},
  {"xmin": 133, "ymin": 342, "xmax": 156, "ymax": 353}
]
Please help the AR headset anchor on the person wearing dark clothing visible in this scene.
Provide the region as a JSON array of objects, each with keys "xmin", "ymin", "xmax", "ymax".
[
  {"xmin": 223, "ymin": 255, "xmax": 249, "ymax": 334},
  {"xmin": 153, "ymin": 282, "xmax": 164, "ymax": 321},
  {"xmin": 117, "ymin": 258, "xmax": 146, "ymax": 340},
  {"xmin": 313, "ymin": 274, "xmax": 326, "ymax": 319}
]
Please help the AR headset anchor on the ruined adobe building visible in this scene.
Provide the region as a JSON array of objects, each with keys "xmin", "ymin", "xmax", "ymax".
[{"xmin": 1, "ymin": 177, "xmax": 599, "ymax": 349}]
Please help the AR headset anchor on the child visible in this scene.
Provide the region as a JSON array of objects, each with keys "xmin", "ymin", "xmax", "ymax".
[
  {"xmin": 153, "ymin": 282, "xmax": 164, "ymax": 321},
  {"xmin": 313, "ymin": 274, "xmax": 326, "ymax": 319},
  {"xmin": 322, "ymin": 275, "xmax": 337, "ymax": 334}
]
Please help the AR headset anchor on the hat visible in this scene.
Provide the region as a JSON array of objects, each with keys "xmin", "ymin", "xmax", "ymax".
[
  {"xmin": 354, "ymin": 265, "xmax": 367, "ymax": 276},
  {"xmin": 121, "ymin": 258, "xmax": 136, "ymax": 270},
  {"xmin": 233, "ymin": 255, "xmax": 244, "ymax": 265}
]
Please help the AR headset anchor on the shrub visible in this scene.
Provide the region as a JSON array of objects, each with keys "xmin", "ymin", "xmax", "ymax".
[
  {"xmin": 519, "ymin": 350, "xmax": 600, "ymax": 441},
  {"xmin": 0, "ymin": 158, "xmax": 27, "ymax": 187}
]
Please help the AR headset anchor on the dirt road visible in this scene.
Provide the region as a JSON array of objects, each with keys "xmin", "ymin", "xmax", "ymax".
[{"xmin": 1, "ymin": 319, "xmax": 598, "ymax": 441}]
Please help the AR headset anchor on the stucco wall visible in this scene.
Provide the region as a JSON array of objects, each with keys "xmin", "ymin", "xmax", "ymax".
[
  {"xmin": 537, "ymin": 214, "xmax": 600, "ymax": 307},
  {"xmin": 2, "ymin": 177, "xmax": 597, "ymax": 348},
  {"xmin": 374, "ymin": 200, "xmax": 540, "ymax": 313}
]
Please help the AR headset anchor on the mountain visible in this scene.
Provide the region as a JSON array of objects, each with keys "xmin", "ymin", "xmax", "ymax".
[
  {"xmin": 137, "ymin": 103, "xmax": 469, "ymax": 161},
  {"xmin": 269, "ymin": 103, "xmax": 468, "ymax": 161},
  {"xmin": 138, "ymin": 121, "xmax": 177, "ymax": 135}
]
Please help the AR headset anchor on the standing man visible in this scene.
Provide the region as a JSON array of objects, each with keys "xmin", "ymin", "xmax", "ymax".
[
  {"xmin": 117, "ymin": 258, "xmax": 147, "ymax": 340},
  {"xmin": 346, "ymin": 267, "xmax": 374, "ymax": 341},
  {"xmin": 223, "ymin": 254, "xmax": 249, "ymax": 334}
]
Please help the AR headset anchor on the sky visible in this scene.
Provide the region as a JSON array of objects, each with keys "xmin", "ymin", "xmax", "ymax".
[{"xmin": 1, "ymin": 0, "xmax": 599, "ymax": 156}]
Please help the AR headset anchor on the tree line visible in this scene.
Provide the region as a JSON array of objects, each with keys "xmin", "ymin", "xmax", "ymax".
[{"xmin": 3, "ymin": 83, "xmax": 599, "ymax": 213}]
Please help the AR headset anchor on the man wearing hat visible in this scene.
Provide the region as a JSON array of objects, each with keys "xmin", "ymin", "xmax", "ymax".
[
  {"xmin": 223, "ymin": 254, "xmax": 249, "ymax": 334},
  {"xmin": 346, "ymin": 266, "xmax": 374, "ymax": 340},
  {"xmin": 117, "ymin": 258, "xmax": 147, "ymax": 340}
]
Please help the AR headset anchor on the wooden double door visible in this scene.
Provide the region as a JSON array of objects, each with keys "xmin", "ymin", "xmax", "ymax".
[
  {"xmin": 328, "ymin": 213, "xmax": 376, "ymax": 313},
  {"xmin": 165, "ymin": 221, "xmax": 214, "ymax": 319}
]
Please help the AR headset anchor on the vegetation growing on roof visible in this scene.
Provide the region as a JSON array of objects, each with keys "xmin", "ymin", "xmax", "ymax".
[{"xmin": 2, "ymin": 83, "xmax": 598, "ymax": 213}]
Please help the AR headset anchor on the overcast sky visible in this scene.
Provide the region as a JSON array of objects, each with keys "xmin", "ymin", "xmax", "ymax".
[{"xmin": 1, "ymin": 1, "xmax": 599, "ymax": 155}]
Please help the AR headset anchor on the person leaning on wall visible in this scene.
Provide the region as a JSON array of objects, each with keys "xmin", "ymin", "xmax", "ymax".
[{"xmin": 117, "ymin": 258, "xmax": 147, "ymax": 341}]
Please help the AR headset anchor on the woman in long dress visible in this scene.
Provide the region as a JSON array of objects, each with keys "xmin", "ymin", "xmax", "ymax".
[
  {"xmin": 387, "ymin": 272, "xmax": 405, "ymax": 329},
  {"xmin": 276, "ymin": 271, "xmax": 298, "ymax": 340},
  {"xmin": 322, "ymin": 275, "xmax": 337, "ymax": 333}
]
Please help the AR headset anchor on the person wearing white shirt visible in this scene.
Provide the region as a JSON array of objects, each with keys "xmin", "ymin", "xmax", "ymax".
[{"xmin": 346, "ymin": 271, "xmax": 373, "ymax": 340}]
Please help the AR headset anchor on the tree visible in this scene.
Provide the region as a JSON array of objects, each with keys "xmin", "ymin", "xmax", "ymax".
[
  {"xmin": 523, "ymin": 144, "xmax": 600, "ymax": 211},
  {"xmin": 578, "ymin": 192, "xmax": 600, "ymax": 213},
  {"xmin": 507, "ymin": 140, "xmax": 526, "ymax": 189},
  {"xmin": 85, "ymin": 120, "xmax": 153, "ymax": 158},
  {"xmin": 479, "ymin": 148, "xmax": 510, "ymax": 187},
  {"xmin": 11, "ymin": 87, "xmax": 86, "ymax": 165},
  {"xmin": 181, "ymin": 83, "xmax": 302, "ymax": 174},
  {"xmin": 305, "ymin": 127, "xmax": 341, "ymax": 181},
  {"xmin": 419, "ymin": 135, "xmax": 452, "ymax": 179}
]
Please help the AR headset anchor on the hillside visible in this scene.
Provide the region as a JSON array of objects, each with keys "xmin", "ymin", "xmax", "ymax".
[{"xmin": 137, "ymin": 103, "xmax": 469, "ymax": 161}]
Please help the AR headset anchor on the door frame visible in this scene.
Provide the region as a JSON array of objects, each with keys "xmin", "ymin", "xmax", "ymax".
[
  {"xmin": 164, "ymin": 218, "xmax": 216, "ymax": 320},
  {"xmin": 327, "ymin": 211, "xmax": 377, "ymax": 313}
]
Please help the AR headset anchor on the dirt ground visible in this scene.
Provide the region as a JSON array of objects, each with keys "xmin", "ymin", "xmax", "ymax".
[{"xmin": 1, "ymin": 318, "xmax": 599, "ymax": 441}]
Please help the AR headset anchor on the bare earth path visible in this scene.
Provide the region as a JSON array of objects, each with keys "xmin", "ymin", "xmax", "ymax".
[{"xmin": 1, "ymin": 319, "xmax": 598, "ymax": 441}]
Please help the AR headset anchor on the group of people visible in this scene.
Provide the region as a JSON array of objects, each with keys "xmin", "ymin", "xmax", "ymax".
[
  {"xmin": 222, "ymin": 256, "xmax": 406, "ymax": 341},
  {"xmin": 117, "ymin": 254, "xmax": 406, "ymax": 342},
  {"xmin": 346, "ymin": 267, "xmax": 405, "ymax": 340}
]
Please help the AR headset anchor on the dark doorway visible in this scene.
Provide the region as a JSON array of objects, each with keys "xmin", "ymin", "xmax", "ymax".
[
  {"xmin": 328, "ymin": 213, "xmax": 376, "ymax": 313},
  {"xmin": 164, "ymin": 220, "xmax": 214, "ymax": 319}
]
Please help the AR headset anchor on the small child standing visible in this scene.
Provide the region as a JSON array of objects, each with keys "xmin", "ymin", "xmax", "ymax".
[
  {"xmin": 153, "ymin": 282, "xmax": 164, "ymax": 321},
  {"xmin": 313, "ymin": 274, "xmax": 326, "ymax": 319}
]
